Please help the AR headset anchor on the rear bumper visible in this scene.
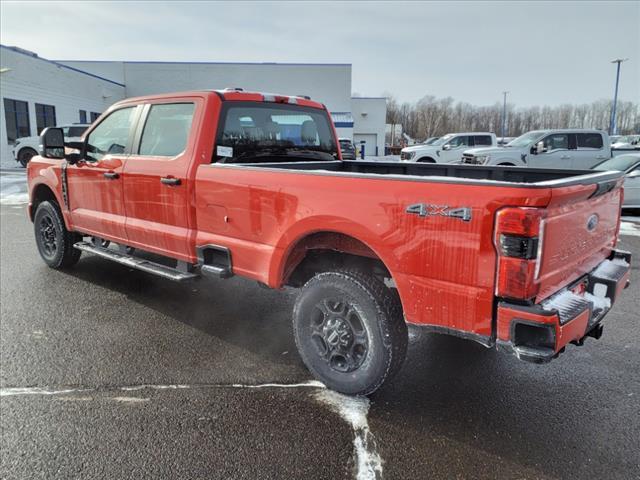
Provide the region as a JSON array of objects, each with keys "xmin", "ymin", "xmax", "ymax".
[{"xmin": 496, "ymin": 249, "xmax": 631, "ymax": 363}]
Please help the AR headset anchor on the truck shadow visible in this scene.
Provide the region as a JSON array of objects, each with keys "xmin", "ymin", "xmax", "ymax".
[{"xmin": 64, "ymin": 256, "xmax": 302, "ymax": 369}]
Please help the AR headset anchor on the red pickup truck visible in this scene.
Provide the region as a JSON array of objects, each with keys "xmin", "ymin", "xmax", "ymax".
[{"xmin": 28, "ymin": 89, "xmax": 631, "ymax": 395}]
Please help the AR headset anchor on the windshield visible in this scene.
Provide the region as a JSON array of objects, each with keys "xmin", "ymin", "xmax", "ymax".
[
  {"xmin": 422, "ymin": 137, "xmax": 439, "ymax": 145},
  {"xmin": 431, "ymin": 134, "xmax": 456, "ymax": 146},
  {"xmin": 593, "ymin": 155, "xmax": 640, "ymax": 172},
  {"xmin": 506, "ymin": 131, "xmax": 544, "ymax": 147},
  {"xmin": 215, "ymin": 102, "xmax": 339, "ymax": 163}
]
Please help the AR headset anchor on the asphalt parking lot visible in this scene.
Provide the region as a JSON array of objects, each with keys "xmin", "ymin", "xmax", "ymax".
[{"xmin": 1, "ymin": 169, "xmax": 639, "ymax": 480}]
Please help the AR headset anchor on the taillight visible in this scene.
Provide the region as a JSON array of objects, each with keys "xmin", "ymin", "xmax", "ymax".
[{"xmin": 494, "ymin": 207, "xmax": 545, "ymax": 300}]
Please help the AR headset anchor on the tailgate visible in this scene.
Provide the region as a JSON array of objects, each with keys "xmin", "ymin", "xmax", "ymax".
[{"xmin": 535, "ymin": 178, "xmax": 623, "ymax": 302}]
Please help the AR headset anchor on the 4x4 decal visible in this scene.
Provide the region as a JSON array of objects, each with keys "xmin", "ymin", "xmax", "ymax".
[{"xmin": 406, "ymin": 203, "xmax": 472, "ymax": 222}]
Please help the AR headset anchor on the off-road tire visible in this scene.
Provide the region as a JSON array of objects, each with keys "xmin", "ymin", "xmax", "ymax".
[
  {"xmin": 293, "ymin": 269, "xmax": 407, "ymax": 395},
  {"xmin": 34, "ymin": 201, "xmax": 81, "ymax": 269}
]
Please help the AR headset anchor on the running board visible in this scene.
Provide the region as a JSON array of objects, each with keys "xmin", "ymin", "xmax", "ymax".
[{"xmin": 74, "ymin": 241, "xmax": 199, "ymax": 282}]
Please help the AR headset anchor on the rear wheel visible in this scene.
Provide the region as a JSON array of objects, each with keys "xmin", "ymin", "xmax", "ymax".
[
  {"xmin": 34, "ymin": 201, "xmax": 81, "ymax": 269},
  {"xmin": 18, "ymin": 148, "xmax": 37, "ymax": 167},
  {"xmin": 293, "ymin": 269, "xmax": 407, "ymax": 395}
]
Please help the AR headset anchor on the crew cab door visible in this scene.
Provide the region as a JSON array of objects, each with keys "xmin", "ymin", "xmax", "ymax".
[
  {"xmin": 66, "ymin": 106, "xmax": 140, "ymax": 243},
  {"xmin": 529, "ymin": 133, "xmax": 573, "ymax": 168},
  {"xmin": 122, "ymin": 100, "xmax": 199, "ymax": 261},
  {"xmin": 442, "ymin": 135, "xmax": 470, "ymax": 163},
  {"xmin": 572, "ymin": 132, "xmax": 609, "ymax": 169}
]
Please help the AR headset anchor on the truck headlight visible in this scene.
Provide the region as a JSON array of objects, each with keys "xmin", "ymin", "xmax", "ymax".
[{"xmin": 477, "ymin": 154, "xmax": 491, "ymax": 164}]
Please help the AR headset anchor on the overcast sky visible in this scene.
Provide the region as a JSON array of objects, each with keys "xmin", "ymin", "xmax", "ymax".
[{"xmin": 1, "ymin": 1, "xmax": 638, "ymax": 107}]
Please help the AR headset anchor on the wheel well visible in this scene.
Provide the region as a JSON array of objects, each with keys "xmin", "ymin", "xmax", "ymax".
[
  {"xmin": 417, "ymin": 157, "xmax": 435, "ymax": 163},
  {"xmin": 30, "ymin": 184, "xmax": 58, "ymax": 220},
  {"xmin": 18, "ymin": 146, "xmax": 37, "ymax": 155},
  {"xmin": 283, "ymin": 232, "xmax": 391, "ymax": 288},
  {"xmin": 498, "ymin": 162, "xmax": 515, "ymax": 166}
]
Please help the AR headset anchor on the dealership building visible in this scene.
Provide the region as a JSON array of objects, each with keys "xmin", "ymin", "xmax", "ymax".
[{"xmin": 0, "ymin": 44, "xmax": 386, "ymax": 165}]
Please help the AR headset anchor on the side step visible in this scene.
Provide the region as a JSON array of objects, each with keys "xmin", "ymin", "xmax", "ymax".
[{"xmin": 74, "ymin": 241, "xmax": 199, "ymax": 282}]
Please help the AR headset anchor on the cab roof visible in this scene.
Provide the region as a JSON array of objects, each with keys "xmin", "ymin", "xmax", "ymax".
[{"xmin": 113, "ymin": 89, "xmax": 326, "ymax": 110}]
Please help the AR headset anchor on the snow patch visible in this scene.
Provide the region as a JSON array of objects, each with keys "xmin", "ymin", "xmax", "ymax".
[
  {"xmin": 584, "ymin": 292, "xmax": 611, "ymax": 311},
  {"xmin": 120, "ymin": 384, "xmax": 190, "ymax": 392},
  {"xmin": 0, "ymin": 192, "xmax": 28, "ymax": 205},
  {"xmin": 315, "ymin": 390, "xmax": 383, "ymax": 480},
  {"xmin": 230, "ymin": 381, "xmax": 326, "ymax": 389},
  {"xmin": 620, "ymin": 221, "xmax": 640, "ymax": 237},
  {"xmin": 0, "ymin": 387, "xmax": 91, "ymax": 397}
]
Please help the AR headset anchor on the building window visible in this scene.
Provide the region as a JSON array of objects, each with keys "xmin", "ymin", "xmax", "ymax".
[
  {"xmin": 35, "ymin": 103, "xmax": 56, "ymax": 135},
  {"xmin": 3, "ymin": 98, "xmax": 31, "ymax": 143},
  {"xmin": 79, "ymin": 110, "xmax": 87, "ymax": 123},
  {"xmin": 90, "ymin": 112, "xmax": 101, "ymax": 122}
]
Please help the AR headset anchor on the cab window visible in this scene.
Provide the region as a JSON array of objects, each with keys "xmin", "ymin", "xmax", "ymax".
[
  {"xmin": 85, "ymin": 107, "xmax": 136, "ymax": 161},
  {"xmin": 541, "ymin": 134, "xmax": 568, "ymax": 151},
  {"xmin": 576, "ymin": 133, "xmax": 603, "ymax": 150},
  {"xmin": 447, "ymin": 136, "xmax": 470, "ymax": 148},
  {"xmin": 474, "ymin": 135, "xmax": 492, "ymax": 146},
  {"xmin": 138, "ymin": 103, "xmax": 195, "ymax": 157}
]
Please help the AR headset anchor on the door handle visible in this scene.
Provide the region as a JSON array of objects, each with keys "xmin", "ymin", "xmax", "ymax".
[
  {"xmin": 103, "ymin": 171, "xmax": 119, "ymax": 179},
  {"xmin": 160, "ymin": 176, "xmax": 181, "ymax": 186},
  {"xmin": 560, "ymin": 155, "xmax": 571, "ymax": 160}
]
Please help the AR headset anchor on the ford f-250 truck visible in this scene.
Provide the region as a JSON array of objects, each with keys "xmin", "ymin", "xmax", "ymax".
[
  {"xmin": 461, "ymin": 129, "xmax": 612, "ymax": 168},
  {"xmin": 28, "ymin": 89, "xmax": 631, "ymax": 395}
]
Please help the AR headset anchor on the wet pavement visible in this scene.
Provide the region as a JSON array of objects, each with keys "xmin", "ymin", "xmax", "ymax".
[{"xmin": 1, "ymin": 171, "xmax": 639, "ymax": 479}]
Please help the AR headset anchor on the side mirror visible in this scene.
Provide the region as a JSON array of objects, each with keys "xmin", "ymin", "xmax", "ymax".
[
  {"xmin": 442, "ymin": 144, "xmax": 451, "ymax": 151},
  {"xmin": 627, "ymin": 169, "xmax": 640, "ymax": 179},
  {"xmin": 40, "ymin": 127, "xmax": 65, "ymax": 159},
  {"xmin": 536, "ymin": 141, "xmax": 545, "ymax": 154}
]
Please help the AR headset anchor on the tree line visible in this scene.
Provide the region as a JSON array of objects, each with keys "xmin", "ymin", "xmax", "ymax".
[{"xmin": 385, "ymin": 94, "xmax": 639, "ymax": 143}]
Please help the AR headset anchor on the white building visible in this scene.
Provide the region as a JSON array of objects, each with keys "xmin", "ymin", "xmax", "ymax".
[
  {"xmin": 0, "ymin": 45, "xmax": 126, "ymax": 164},
  {"xmin": 1, "ymin": 45, "xmax": 386, "ymax": 166},
  {"xmin": 351, "ymin": 97, "xmax": 387, "ymax": 157}
]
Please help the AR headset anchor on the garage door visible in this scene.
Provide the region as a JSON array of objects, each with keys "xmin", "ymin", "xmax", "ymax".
[{"xmin": 353, "ymin": 134, "xmax": 377, "ymax": 158}]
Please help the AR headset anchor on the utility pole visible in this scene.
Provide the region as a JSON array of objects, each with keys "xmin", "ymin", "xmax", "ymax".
[
  {"xmin": 501, "ymin": 91, "xmax": 509, "ymax": 140},
  {"xmin": 609, "ymin": 58, "xmax": 628, "ymax": 136}
]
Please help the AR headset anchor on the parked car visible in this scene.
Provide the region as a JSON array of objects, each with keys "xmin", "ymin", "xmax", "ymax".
[
  {"xmin": 611, "ymin": 134, "xmax": 640, "ymax": 149},
  {"xmin": 339, "ymin": 138, "xmax": 357, "ymax": 159},
  {"xmin": 593, "ymin": 153, "xmax": 640, "ymax": 211},
  {"xmin": 461, "ymin": 129, "xmax": 611, "ymax": 168},
  {"xmin": 13, "ymin": 124, "xmax": 90, "ymax": 167},
  {"xmin": 400, "ymin": 132, "xmax": 496, "ymax": 163},
  {"xmin": 28, "ymin": 89, "xmax": 631, "ymax": 395}
]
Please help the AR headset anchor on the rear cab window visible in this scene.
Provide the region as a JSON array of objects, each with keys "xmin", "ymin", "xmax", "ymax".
[
  {"xmin": 215, "ymin": 102, "xmax": 339, "ymax": 163},
  {"xmin": 576, "ymin": 133, "xmax": 604, "ymax": 150},
  {"xmin": 474, "ymin": 135, "xmax": 492, "ymax": 146}
]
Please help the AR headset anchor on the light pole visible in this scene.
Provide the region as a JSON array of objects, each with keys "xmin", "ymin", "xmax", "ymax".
[
  {"xmin": 609, "ymin": 58, "xmax": 628, "ymax": 136},
  {"xmin": 501, "ymin": 91, "xmax": 509, "ymax": 140}
]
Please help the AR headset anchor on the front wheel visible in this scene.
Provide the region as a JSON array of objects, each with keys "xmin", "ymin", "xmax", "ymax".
[
  {"xmin": 34, "ymin": 201, "xmax": 81, "ymax": 269},
  {"xmin": 293, "ymin": 270, "xmax": 407, "ymax": 395},
  {"xmin": 18, "ymin": 148, "xmax": 37, "ymax": 167}
]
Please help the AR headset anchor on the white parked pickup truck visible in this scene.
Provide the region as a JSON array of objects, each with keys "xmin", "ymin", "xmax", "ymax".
[
  {"xmin": 400, "ymin": 132, "xmax": 496, "ymax": 163},
  {"xmin": 12, "ymin": 124, "xmax": 90, "ymax": 167},
  {"xmin": 461, "ymin": 129, "xmax": 611, "ymax": 169}
]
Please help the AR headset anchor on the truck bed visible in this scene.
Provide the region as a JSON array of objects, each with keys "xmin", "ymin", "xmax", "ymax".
[{"xmin": 236, "ymin": 160, "xmax": 623, "ymax": 187}]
